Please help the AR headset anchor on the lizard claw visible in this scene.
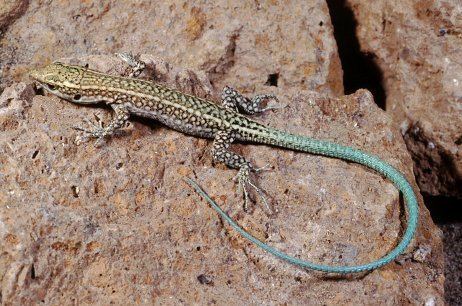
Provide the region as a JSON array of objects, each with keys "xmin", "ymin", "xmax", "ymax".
[
  {"xmin": 259, "ymin": 95, "xmax": 287, "ymax": 112},
  {"xmin": 254, "ymin": 163, "xmax": 273, "ymax": 173},
  {"xmin": 116, "ymin": 52, "xmax": 146, "ymax": 77},
  {"xmin": 261, "ymin": 103, "xmax": 287, "ymax": 112},
  {"xmin": 72, "ymin": 115, "xmax": 108, "ymax": 145},
  {"xmin": 251, "ymin": 94, "xmax": 286, "ymax": 113},
  {"xmin": 73, "ymin": 127, "xmax": 107, "ymax": 145},
  {"xmin": 235, "ymin": 164, "xmax": 272, "ymax": 213}
]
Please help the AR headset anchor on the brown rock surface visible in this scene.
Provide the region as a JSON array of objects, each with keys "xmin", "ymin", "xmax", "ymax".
[
  {"xmin": 440, "ymin": 222, "xmax": 462, "ymax": 306},
  {"xmin": 0, "ymin": 0, "xmax": 28, "ymax": 30},
  {"xmin": 0, "ymin": 0, "xmax": 342, "ymax": 95},
  {"xmin": 0, "ymin": 55, "xmax": 443, "ymax": 304},
  {"xmin": 345, "ymin": 0, "xmax": 462, "ymax": 198}
]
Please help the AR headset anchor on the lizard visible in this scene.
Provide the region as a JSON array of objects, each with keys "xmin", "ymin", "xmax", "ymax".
[{"xmin": 29, "ymin": 55, "xmax": 418, "ymax": 274}]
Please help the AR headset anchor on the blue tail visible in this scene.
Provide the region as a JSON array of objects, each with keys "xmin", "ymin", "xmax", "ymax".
[{"xmin": 186, "ymin": 132, "xmax": 418, "ymax": 273}]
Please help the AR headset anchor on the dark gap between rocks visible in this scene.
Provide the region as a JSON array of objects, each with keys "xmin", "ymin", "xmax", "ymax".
[
  {"xmin": 424, "ymin": 194, "xmax": 462, "ymax": 224},
  {"xmin": 327, "ymin": 2, "xmax": 459, "ymax": 303},
  {"xmin": 265, "ymin": 73, "xmax": 279, "ymax": 87},
  {"xmin": 438, "ymin": 222, "xmax": 462, "ymax": 305},
  {"xmin": 326, "ymin": 0, "xmax": 386, "ymax": 109},
  {"xmin": 424, "ymin": 194, "xmax": 461, "ymax": 305}
]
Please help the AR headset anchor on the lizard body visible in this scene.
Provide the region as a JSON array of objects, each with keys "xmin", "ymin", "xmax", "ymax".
[{"xmin": 29, "ymin": 61, "xmax": 418, "ymax": 274}]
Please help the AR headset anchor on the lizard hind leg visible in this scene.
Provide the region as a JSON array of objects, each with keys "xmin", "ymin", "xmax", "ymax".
[
  {"xmin": 221, "ymin": 86, "xmax": 285, "ymax": 115},
  {"xmin": 212, "ymin": 130, "xmax": 272, "ymax": 212}
]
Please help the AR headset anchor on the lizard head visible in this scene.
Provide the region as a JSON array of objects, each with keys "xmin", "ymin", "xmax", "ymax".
[{"xmin": 29, "ymin": 62, "xmax": 100, "ymax": 104}]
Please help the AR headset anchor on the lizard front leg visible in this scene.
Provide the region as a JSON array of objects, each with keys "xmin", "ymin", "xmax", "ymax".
[
  {"xmin": 74, "ymin": 103, "xmax": 130, "ymax": 145},
  {"xmin": 212, "ymin": 130, "xmax": 270, "ymax": 212}
]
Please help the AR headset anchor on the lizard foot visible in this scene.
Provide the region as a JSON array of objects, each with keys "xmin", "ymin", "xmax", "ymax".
[
  {"xmin": 234, "ymin": 164, "xmax": 273, "ymax": 213},
  {"xmin": 72, "ymin": 114, "xmax": 108, "ymax": 146},
  {"xmin": 252, "ymin": 94, "xmax": 286, "ymax": 112},
  {"xmin": 221, "ymin": 86, "xmax": 285, "ymax": 115},
  {"xmin": 116, "ymin": 52, "xmax": 146, "ymax": 77}
]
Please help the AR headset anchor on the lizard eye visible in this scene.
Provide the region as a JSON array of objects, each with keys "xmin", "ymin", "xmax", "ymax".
[{"xmin": 48, "ymin": 84, "xmax": 56, "ymax": 90}]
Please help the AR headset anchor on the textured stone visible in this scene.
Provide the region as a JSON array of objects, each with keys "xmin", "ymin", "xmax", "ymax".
[
  {"xmin": 0, "ymin": 0, "xmax": 342, "ymax": 96},
  {"xmin": 346, "ymin": 0, "xmax": 462, "ymax": 198},
  {"xmin": 440, "ymin": 223, "xmax": 462, "ymax": 305},
  {"xmin": 0, "ymin": 0, "xmax": 28, "ymax": 30},
  {"xmin": 0, "ymin": 55, "xmax": 443, "ymax": 304}
]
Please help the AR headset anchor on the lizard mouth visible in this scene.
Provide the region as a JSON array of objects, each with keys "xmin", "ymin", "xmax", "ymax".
[
  {"xmin": 28, "ymin": 69, "xmax": 56, "ymax": 91},
  {"xmin": 43, "ymin": 83, "xmax": 56, "ymax": 91},
  {"xmin": 32, "ymin": 81, "xmax": 55, "ymax": 93}
]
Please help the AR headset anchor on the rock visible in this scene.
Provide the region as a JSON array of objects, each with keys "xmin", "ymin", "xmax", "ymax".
[
  {"xmin": 440, "ymin": 223, "xmax": 462, "ymax": 305},
  {"xmin": 0, "ymin": 0, "xmax": 28, "ymax": 30},
  {"xmin": 413, "ymin": 245, "xmax": 432, "ymax": 263},
  {"xmin": 0, "ymin": 55, "xmax": 443, "ymax": 304},
  {"xmin": 0, "ymin": 82, "xmax": 35, "ymax": 107},
  {"xmin": 345, "ymin": 0, "xmax": 462, "ymax": 198},
  {"xmin": 0, "ymin": 0, "xmax": 342, "ymax": 96}
]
